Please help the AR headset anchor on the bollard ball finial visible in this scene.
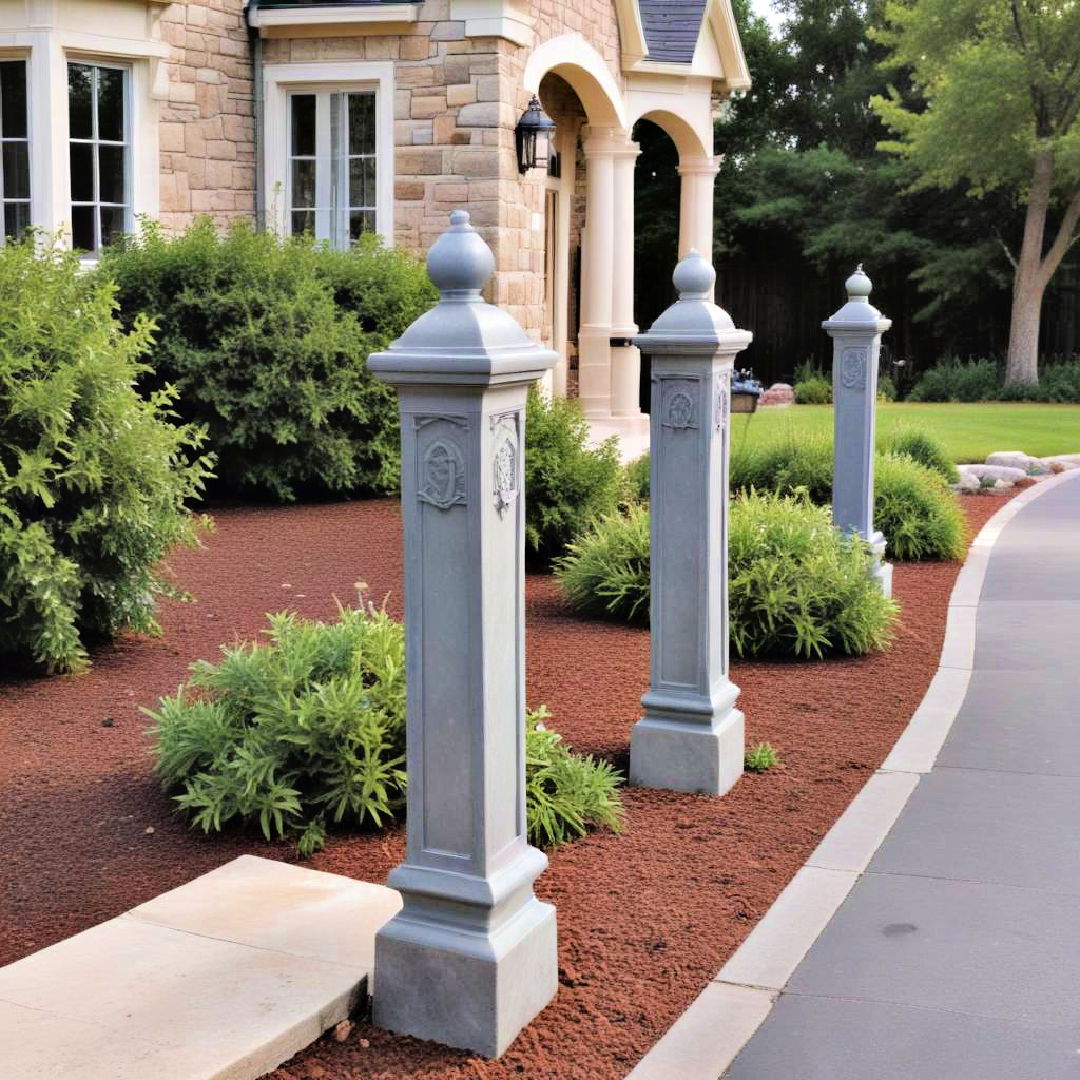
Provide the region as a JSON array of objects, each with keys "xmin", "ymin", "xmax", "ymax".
[
  {"xmin": 672, "ymin": 249, "xmax": 716, "ymax": 300},
  {"xmin": 845, "ymin": 264, "xmax": 873, "ymax": 303},
  {"xmin": 426, "ymin": 209, "xmax": 496, "ymax": 299}
]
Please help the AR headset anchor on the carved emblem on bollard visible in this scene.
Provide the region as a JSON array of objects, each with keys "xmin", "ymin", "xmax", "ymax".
[
  {"xmin": 490, "ymin": 412, "xmax": 520, "ymax": 516},
  {"xmin": 662, "ymin": 381, "xmax": 698, "ymax": 429},
  {"xmin": 840, "ymin": 346, "xmax": 868, "ymax": 390},
  {"xmin": 416, "ymin": 422, "xmax": 468, "ymax": 510}
]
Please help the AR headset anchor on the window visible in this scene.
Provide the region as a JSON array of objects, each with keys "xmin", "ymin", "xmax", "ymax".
[
  {"xmin": 68, "ymin": 62, "xmax": 130, "ymax": 254},
  {"xmin": 0, "ymin": 60, "xmax": 30, "ymax": 242},
  {"xmin": 288, "ymin": 89, "xmax": 377, "ymax": 249}
]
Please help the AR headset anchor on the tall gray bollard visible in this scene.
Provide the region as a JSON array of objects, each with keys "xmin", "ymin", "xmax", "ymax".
[
  {"xmin": 630, "ymin": 251, "xmax": 752, "ymax": 796},
  {"xmin": 367, "ymin": 211, "xmax": 558, "ymax": 1058},
  {"xmin": 823, "ymin": 266, "xmax": 893, "ymax": 596}
]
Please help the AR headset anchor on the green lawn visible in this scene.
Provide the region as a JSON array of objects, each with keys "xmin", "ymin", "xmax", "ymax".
[{"xmin": 730, "ymin": 403, "xmax": 1080, "ymax": 463}]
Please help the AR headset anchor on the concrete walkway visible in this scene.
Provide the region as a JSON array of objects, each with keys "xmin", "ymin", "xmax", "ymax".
[{"xmin": 725, "ymin": 476, "xmax": 1080, "ymax": 1079}]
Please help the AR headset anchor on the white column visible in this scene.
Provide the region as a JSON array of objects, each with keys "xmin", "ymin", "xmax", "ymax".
[
  {"xmin": 578, "ymin": 127, "xmax": 621, "ymax": 419},
  {"xmin": 610, "ymin": 137, "xmax": 643, "ymax": 419},
  {"xmin": 677, "ymin": 155, "xmax": 720, "ymax": 262}
]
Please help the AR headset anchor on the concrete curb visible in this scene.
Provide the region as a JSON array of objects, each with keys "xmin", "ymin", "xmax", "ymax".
[{"xmin": 625, "ymin": 469, "xmax": 1080, "ymax": 1080}]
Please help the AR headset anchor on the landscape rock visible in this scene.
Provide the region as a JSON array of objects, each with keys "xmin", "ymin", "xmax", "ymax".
[
  {"xmin": 985, "ymin": 450, "xmax": 1047, "ymax": 474},
  {"xmin": 759, "ymin": 383, "xmax": 795, "ymax": 407},
  {"xmin": 957, "ymin": 464, "xmax": 1027, "ymax": 483}
]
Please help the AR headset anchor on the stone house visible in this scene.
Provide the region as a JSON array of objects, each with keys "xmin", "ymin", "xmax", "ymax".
[{"xmin": 0, "ymin": 0, "xmax": 748, "ymax": 435}]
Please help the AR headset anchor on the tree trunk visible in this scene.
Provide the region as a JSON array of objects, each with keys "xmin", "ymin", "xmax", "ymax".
[{"xmin": 1004, "ymin": 150, "xmax": 1054, "ymax": 387}]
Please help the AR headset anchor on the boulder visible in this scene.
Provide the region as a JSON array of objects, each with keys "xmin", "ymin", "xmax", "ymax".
[
  {"xmin": 985, "ymin": 451, "xmax": 1047, "ymax": 474},
  {"xmin": 957, "ymin": 463, "xmax": 1027, "ymax": 483},
  {"xmin": 760, "ymin": 382, "xmax": 795, "ymax": 407}
]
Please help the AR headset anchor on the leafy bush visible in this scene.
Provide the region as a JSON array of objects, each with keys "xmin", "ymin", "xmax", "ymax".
[
  {"xmin": 625, "ymin": 455, "xmax": 651, "ymax": 503},
  {"xmin": 745, "ymin": 742, "xmax": 781, "ymax": 772},
  {"xmin": 555, "ymin": 494, "xmax": 898, "ymax": 659},
  {"xmin": 103, "ymin": 219, "xmax": 435, "ymax": 501},
  {"xmin": 999, "ymin": 360, "xmax": 1080, "ymax": 403},
  {"xmin": 878, "ymin": 375, "xmax": 898, "ymax": 402},
  {"xmin": 883, "ymin": 427, "xmax": 958, "ymax": 483},
  {"xmin": 907, "ymin": 358, "xmax": 1002, "ymax": 402},
  {"xmin": 524, "ymin": 386, "xmax": 624, "ymax": 563},
  {"xmin": 730, "ymin": 436, "xmax": 965, "ymax": 560},
  {"xmin": 148, "ymin": 604, "xmax": 623, "ymax": 855},
  {"xmin": 0, "ymin": 239, "xmax": 211, "ymax": 673},
  {"xmin": 874, "ymin": 453, "xmax": 966, "ymax": 560},
  {"xmin": 793, "ymin": 377, "xmax": 833, "ymax": 404}
]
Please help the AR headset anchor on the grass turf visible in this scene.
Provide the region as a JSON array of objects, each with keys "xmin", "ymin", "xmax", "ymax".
[{"xmin": 728, "ymin": 403, "xmax": 1080, "ymax": 463}]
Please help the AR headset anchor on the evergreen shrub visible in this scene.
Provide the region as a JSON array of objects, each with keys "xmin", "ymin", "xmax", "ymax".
[
  {"xmin": 555, "ymin": 494, "xmax": 898, "ymax": 658},
  {"xmin": 883, "ymin": 427, "xmax": 959, "ymax": 483},
  {"xmin": 0, "ymin": 240, "xmax": 211, "ymax": 673},
  {"xmin": 907, "ymin": 358, "xmax": 1002, "ymax": 402},
  {"xmin": 793, "ymin": 377, "xmax": 833, "ymax": 404},
  {"xmin": 524, "ymin": 386, "xmax": 624, "ymax": 563},
  {"xmin": 102, "ymin": 219, "xmax": 435, "ymax": 501},
  {"xmin": 148, "ymin": 604, "xmax": 623, "ymax": 854}
]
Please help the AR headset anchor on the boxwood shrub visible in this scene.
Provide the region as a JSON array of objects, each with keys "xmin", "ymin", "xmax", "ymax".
[
  {"xmin": 0, "ymin": 240, "xmax": 212, "ymax": 673},
  {"xmin": 148, "ymin": 604, "xmax": 624, "ymax": 854},
  {"xmin": 555, "ymin": 494, "xmax": 898, "ymax": 658},
  {"xmin": 102, "ymin": 219, "xmax": 436, "ymax": 501}
]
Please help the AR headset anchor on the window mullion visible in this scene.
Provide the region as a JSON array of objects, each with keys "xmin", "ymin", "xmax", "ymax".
[{"xmin": 314, "ymin": 93, "xmax": 333, "ymax": 244}]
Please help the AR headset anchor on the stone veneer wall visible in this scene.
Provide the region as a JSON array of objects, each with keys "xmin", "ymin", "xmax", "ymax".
[{"xmin": 157, "ymin": 0, "xmax": 255, "ymax": 229}]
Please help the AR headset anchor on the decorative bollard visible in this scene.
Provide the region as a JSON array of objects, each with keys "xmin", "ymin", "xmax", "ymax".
[
  {"xmin": 823, "ymin": 265, "xmax": 893, "ymax": 596},
  {"xmin": 367, "ymin": 211, "xmax": 558, "ymax": 1058},
  {"xmin": 629, "ymin": 251, "xmax": 752, "ymax": 796}
]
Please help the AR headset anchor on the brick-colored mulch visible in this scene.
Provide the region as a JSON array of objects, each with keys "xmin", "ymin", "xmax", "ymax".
[{"xmin": 0, "ymin": 492, "xmax": 1012, "ymax": 1080}]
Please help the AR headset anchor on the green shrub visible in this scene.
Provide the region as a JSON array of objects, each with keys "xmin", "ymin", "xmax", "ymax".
[
  {"xmin": 730, "ymin": 436, "xmax": 965, "ymax": 561},
  {"xmin": 793, "ymin": 377, "xmax": 833, "ymax": 404},
  {"xmin": 745, "ymin": 742, "xmax": 781, "ymax": 772},
  {"xmin": 878, "ymin": 375, "xmax": 898, "ymax": 402},
  {"xmin": 882, "ymin": 427, "xmax": 959, "ymax": 483},
  {"xmin": 524, "ymin": 386, "xmax": 624, "ymax": 563},
  {"xmin": 555, "ymin": 494, "xmax": 898, "ymax": 659},
  {"xmin": 148, "ymin": 604, "xmax": 623, "ymax": 855},
  {"xmin": 625, "ymin": 454, "xmax": 651, "ymax": 503},
  {"xmin": 102, "ymin": 219, "xmax": 435, "ymax": 501},
  {"xmin": 907, "ymin": 358, "xmax": 1002, "ymax": 402},
  {"xmin": 0, "ymin": 239, "xmax": 212, "ymax": 674},
  {"xmin": 999, "ymin": 360, "xmax": 1080, "ymax": 403},
  {"xmin": 874, "ymin": 453, "xmax": 966, "ymax": 560}
]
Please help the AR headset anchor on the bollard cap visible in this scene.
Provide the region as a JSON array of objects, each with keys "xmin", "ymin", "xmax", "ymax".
[
  {"xmin": 823, "ymin": 263, "xmax": 891, "ymax": 333},
  {"xmin": 367, "ymin": 211, "xmax": 557, "ymax": 385},
  {"xmin": 635, "ymin": 250, "xmax": 752, "ymax": 356}
]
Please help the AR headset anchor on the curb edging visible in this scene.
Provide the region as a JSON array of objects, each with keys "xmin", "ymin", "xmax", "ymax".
[{"xmin": 625, "ymin": 468, "xmax": 1080, "ymax": 1080}]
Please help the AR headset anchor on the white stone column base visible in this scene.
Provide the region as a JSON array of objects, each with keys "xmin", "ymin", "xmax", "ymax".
[
  {"xmin": 870, "ymin": 532, "xmax": 892, "ymax": 598},
  {"xmin": 630, "ymin": 708, "xmax": 745, "ymax": 796},
  {"xmin": 373, "ymin": 897, "xmax": 557, "ymax": 1059}
]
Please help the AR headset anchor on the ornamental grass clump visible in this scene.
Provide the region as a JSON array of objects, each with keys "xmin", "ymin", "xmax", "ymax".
[
  {"xmin": 102, "ymin": 218, "xmax": 435, "ymax": 501},
  {"xmin": 882, "ymin": 427, "xmax": 958, "ymax": 483},
  {"xmin": 0, "ymin": 239, "xmax": 212, "ymax": 674},
  {"xmin": 149, "ymin": 604, "xmax": 623, "ymax": 855},
  {"xmin": 555, "ymin": 493, "xmax": 898, "ymax": 659}
]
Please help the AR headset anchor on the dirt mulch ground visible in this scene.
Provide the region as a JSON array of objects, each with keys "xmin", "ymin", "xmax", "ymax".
[{"xmin": 0, "ymin": 492, "xmax": 1012, "ymax": 1080}]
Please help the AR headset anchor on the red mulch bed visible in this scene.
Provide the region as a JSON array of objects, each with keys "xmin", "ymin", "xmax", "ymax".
[{"xmin": 0, "ymin": 492, "xmax": 1013, "ymax": 1079}]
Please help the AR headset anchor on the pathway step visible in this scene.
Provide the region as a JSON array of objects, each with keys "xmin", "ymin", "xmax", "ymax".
[{"xmin": 0, "ymin": 855, "xmax": 400, "ymax": 1080}]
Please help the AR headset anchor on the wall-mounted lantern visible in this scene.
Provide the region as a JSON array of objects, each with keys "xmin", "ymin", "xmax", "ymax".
[{"xmin": 515, "ymin": 97, "xmax": 556, "ymax": 174}]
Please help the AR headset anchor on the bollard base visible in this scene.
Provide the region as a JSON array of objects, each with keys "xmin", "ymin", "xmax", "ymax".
[
  {"xmin": 630, "ymin": 708, "xmax": 745, "ymax": 796},
  {"xmin": 373, "ymin": 895, "xmax": 557, "ymax": 1059},
  {"xmin": 870, "ymin": 532, "xmax": 892, "ymax": 598}
]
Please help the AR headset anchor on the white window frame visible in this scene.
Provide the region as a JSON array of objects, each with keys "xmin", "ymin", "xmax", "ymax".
[
  {"xmin": 264, "ymin": 61, "xmax": 394, "ymax": 247},
  {"xmin": 67, "ymin": 58, "xmax": 132, "ymax": 254},
  {"xmin": 0, "ymin": 55, "xmax": 32, "ymax": 244}
]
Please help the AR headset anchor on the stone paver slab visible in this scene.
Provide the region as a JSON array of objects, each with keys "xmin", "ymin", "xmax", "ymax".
[
  {"xmin": 868, "ymin": 768, "xmax": 1080, "ymax": 893},
  {"xmin": 937, "ymin": 670, "xmax": 1080, "ymax": 776},
  {"xmin": 787, "ymin": 872, "xmax": 1080, "ymax": 1026},
  {"xmin": 724, "ymin": 994, "xmax": 1080, "ymax": 1080}
]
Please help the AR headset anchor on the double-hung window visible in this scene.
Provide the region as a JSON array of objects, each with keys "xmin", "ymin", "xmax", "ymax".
[
  {"xmin": 288, "ymin": 89, "xmax": 377, "ymax": 249},
  {"xmin": 0, "ymin": 60, "xmax": 30, "ymax": 242},
  {"xmin": 68, "ymin": 61, "xmax": 130, "ymax": 254}
]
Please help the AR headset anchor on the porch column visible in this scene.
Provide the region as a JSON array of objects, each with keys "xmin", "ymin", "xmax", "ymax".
[
  {"xmin": 678, "ymin": 155, "xmax": 720, "ymax": 266},
  {"xmin": 578, "ymin": 127, "xmax": 622, "ymax": 418},
  {"xmin": 610, "ymin": 137, "xmax": 642, "ymax": 418}
]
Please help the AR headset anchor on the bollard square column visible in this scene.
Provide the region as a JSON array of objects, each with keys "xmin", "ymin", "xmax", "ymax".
[
  {"xmin": 367, "ymin": 211, "xmax": 558, "ymax": 1059},
  {"xmin": 823, "ymin": 266, "xmax": 893, "ymax": 596},
  {"xmin": 630, "ymin": 252, "xmax": 752, "ymax": 796}
]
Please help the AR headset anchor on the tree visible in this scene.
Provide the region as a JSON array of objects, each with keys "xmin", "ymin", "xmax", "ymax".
[{"xmin": 872, "ymin": 0, "xmax": 1080, "ymax": 385}]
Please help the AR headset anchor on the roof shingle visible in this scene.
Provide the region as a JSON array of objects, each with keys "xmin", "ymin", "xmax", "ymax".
[{"xmin": 638, "ymin": 0, "xmax": 708, "ymax": 64}]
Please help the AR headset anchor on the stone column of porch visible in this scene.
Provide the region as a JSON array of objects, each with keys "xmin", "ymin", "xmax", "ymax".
[
  {"xmin": 823, "ymin": 265, "xmax": 894, "ymax": 596},
  {"xmin": 578, "ymin": 126, "xmax": 620, "ymax": 419},
  {"xmin": 678, "ymin": 156, "xmax": 720, "ymax": 298},
  {"xmin": 367, "ymin": 211, "xmax": 559, "ymax": 1059},
  {"xmin": 630, "ymin": 250, "xmax": 752, "ymax": 796},
  {"xmin": 610, "ymin": 136, "xmax": 645, "ymax": 423}
]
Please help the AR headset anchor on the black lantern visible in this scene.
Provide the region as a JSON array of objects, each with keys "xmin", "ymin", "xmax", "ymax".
[{"xmin": 515, "ymin": 96, "xmax": 556, "ymax": 173}]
